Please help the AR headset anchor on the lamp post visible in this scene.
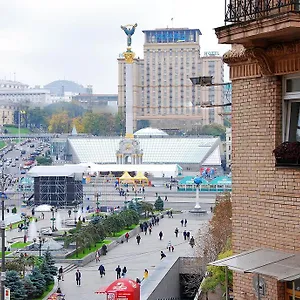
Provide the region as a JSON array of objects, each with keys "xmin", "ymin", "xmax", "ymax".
[
  {"xmin": 95, "ymin": 192, "xmax": 101, "ymax": 215},
  {"xmin": 50, "ymin": 207, "xmax": 56, "ymax": 231},
  {"xmin": 0, "ymin": 170, "xmax": 10, "ymax": 300},
  {"xmin": 73, "ymin": 201, "xmax": 78, "ymax": 225},
  {"xmin": 193, "ymin": 176, "xmax": 202, "ymax": 210},
  {"xmin": 38, "ymin": 234, "xmax": 42, "ymax": 257}
]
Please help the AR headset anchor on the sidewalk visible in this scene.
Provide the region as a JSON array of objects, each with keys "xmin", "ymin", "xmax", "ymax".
[{"xmin": 58, "ymin": 213, "xmax": 208, "ymax": 300}]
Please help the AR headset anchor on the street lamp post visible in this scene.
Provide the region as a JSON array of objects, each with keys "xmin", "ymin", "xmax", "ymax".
[
  {"xmin": 0, "ymin": 171, "xmax": 10, "ymax": 300},
  {"xmin": 73, "ymin": 202, "xmax": 78, "ymax": 225},
  {"xmin": 38, "ymin": 234, "xmax": 42, "ymax": 257},
  {"xmin": 50, "ymin": 207, "xmax": 56, "ymax": 231},
  {"xmin": 193, "ymin": 177, "xmax": 202, "ymax": 210},
  {"xmin": 95, "ymin": 192, "xmax": 101, "ymax": 214}
]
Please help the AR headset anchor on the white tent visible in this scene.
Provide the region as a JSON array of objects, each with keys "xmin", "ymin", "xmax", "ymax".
[
  {"xmin": 35, "ymin": 204, "xmax": 52, "ymax": 212},
  {"xmin": 65, "ymin": 163, "xmax": 182, "ymax": 178}
]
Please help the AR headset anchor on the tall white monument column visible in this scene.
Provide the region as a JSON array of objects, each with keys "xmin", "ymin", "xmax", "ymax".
[
  {"xmin": 116, "ymin": 23, "xmax": 143, "ymax": 164},
  {"xmin": 125, "ymin": 63, "xmax": 134, "ymax": 137}
]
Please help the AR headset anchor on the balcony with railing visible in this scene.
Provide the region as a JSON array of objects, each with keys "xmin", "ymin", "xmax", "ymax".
[
  {"xmin": 217, "ymin": 0, "xmax": 300, "ymax": 46},
  {"xmin": 225, "ymin": 0, "xmax": 300, "ymax": 24}
]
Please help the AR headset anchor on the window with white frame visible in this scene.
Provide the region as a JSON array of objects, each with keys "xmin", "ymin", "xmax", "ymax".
[{"xmin": 283, "ymin": 76, "xmax": 300, "ymax": 142}]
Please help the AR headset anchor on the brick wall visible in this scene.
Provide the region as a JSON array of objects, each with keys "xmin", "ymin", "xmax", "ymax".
[{"xmin": 231, "ymin": 75, "xmax": 300, "ymax": 299}]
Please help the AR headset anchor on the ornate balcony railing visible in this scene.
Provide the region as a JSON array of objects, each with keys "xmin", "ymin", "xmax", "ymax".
[{"xmin": 225, "ymin": 0, "xmax": 300, "ymax": 24}]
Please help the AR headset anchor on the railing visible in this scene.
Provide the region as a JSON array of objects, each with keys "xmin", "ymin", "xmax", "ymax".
[{"xmin": 225, "ymin": 0, "xmax": 300, "ymax": 24}]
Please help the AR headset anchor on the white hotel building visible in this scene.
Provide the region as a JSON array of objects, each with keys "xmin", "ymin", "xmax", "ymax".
[{"xmin": 118, "ymin": 28, "xmax": 225, "ymax": 131}]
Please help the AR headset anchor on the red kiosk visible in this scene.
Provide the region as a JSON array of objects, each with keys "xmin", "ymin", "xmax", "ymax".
[{"xmin": 95, "ymin": 278, "xmax": 140, "ymax": 300}]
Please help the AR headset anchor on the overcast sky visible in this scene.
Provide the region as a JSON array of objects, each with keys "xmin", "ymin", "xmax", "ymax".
[{"xmin": 0, "ymin": 0, "xmax": 230, "ymax": 93}]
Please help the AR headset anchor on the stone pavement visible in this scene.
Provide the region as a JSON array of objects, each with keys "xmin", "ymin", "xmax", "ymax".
[{"xmin": 57, "ymin": 212, "xmax": 209, "ymax": 300}]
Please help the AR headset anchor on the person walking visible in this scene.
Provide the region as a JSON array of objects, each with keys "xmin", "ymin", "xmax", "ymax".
[
  {"xmin": 190, "ymin": 236, "xmax": 195, "ymax": 248},
  {"xmin": 186, "ymin": 231, "xmax": 191, "ymax": 241},
  {"xmin": 68, "ymin": 210, "xmax": 71, "ymax": 218},
  {"xmin": 184, "ymin": 219, "xmax": 187, "ymax": 227},
  {"xmin": 159, "ymin": 231, "xmax": 163, "ymax": 240},
  {"xmin": 95, "ymin": 251, "xmax": 100, "ymax": 263},
  {"xmin": 115, "ymin": 265, "xmax": 122, "ymax": 279},
  {"xmin": 98, "ymin": 264, "xmax": 105, "ymax": 278},
  {"xmin": 136, "ymin": 234, "xmax": 141, "ymax": 245},
  {"xmin": 167, "ymin": 241, "xmax": 172, "ymax": 252},
  {"xmin": 174, "ymin": 227, "xmax": 179, "ymax": 237},
  {"xmin": 149, "ymin": 226, "xmax": 152, "ymax": 235},
  {"xmin": 160, "ymin": 251, "xmax": 166, "ymax": 260},
  {"xmin": 75, "ymin": 270, "xmax": 81, "ymax": 286},
  {"xmin": 58, "ymin": 266, "xmax": 64, "ymax": 281},
  {"xmin": 125, "ymin": 232, "xmax": 129, "ymax": 242},
  {"xmin": 122, "ymin": 266, "xmax": 127, "ymax": 277},
  {"xmin": 180, "ymin": 219, "xmax": 184, "ymax": 227},
  {"xmin": 183, "ymin": 230, "xmax": 187, "ymax": 241},
  {"xmin": 143, "ymin": 269, "xmax": 149, "ymax": 281}
]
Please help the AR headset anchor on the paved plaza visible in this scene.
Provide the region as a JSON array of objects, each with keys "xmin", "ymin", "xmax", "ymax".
[{"xmin": 58, "ymin": 212, "xmax": 209, "ymax": 300}]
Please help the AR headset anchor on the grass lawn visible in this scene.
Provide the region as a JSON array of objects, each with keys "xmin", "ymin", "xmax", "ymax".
[
  {"xmin": 4, "ymin": 126, "xmax": 31, "ymax": 134},
  {"xmin": 0, "ymin": 141, "xmax": 6, "ymax": 149},
  {"xmin": 32, "ymin": 282, "xmax": 54, "ymax": 300},
  {"xmin": 67, "ymin": 240, "xmax": 112, "ymax": 259},
  {"xmin": 0, "ymin": 252, "xmax": 11, "ymax": 256},
  {"xmin": 110, "ymin": 225, "xmax": 137, "ymax": 237},
  {"xmin": 11, "ymin": 242, "xmax": 31, "ymax": 248},
  {"xmin": 6, "ymin": 217, "xmax": 36, "ymax": 230}
]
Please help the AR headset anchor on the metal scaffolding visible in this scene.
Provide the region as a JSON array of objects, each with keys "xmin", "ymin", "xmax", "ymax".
[{"xmin": 34, "ymin": 176, "xmax": 83, "ymax": 207}]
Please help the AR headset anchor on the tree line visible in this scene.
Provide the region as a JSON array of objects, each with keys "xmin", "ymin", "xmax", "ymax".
[
  {"xmin": 5, "ymin": 250, "xmax": 57, "ymax": 300},
  {"xmin": 13, "ymin": 101, "xmax": 126, "ymax": 136}
]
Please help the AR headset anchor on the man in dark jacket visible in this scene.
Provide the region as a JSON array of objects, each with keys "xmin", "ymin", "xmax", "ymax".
[{"xmin": 98, "ymin": 265, "xmax": 105, "ymax": 278}]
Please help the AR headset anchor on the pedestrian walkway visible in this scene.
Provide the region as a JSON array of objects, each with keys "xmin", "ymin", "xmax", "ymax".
[{"xmin": 58, "ymin": 213, "xmax": 207, "ymax": 300}]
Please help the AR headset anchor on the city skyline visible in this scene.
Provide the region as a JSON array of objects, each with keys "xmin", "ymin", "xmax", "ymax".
[{"xmin": 0, "ymin": 0, "xmax": 229, "ymax": 93}]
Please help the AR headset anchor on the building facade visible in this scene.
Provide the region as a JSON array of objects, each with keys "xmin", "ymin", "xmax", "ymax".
[
  {"xmin": 118, "ymin": 28, "xmax": 225, "ymax": 130},
  {"xmin": 213, "ymin": 1, "xmax": 300, "ymax": 299},
  {"xmin": 73, "ymin": 94, "xmax": 118, "ymax": 113}
]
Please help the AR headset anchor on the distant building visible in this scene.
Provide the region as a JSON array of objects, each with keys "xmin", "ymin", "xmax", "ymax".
[
  {"xmin": 72, "ymin": 94, "xmax": 118, "ymax": 114},
  {"xmin": 118, "ymin": 28, "xmax": 225, "ymax": 131},
  {"xmin": 44, "ymin": 80, "xmax": 87, "ymax": 96}
]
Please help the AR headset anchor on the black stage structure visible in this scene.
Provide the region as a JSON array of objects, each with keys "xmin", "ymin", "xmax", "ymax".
[{"xmin": 29, "ymin": 166, "xmax": 84, "ymax": 207}]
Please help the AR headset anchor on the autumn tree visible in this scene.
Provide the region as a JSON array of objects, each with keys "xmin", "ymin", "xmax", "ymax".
[
  {"xmin": 72, "ymin": 116, "xmax": 85, "ymax": 133},
  {"xmin": 48, "ymin": 112, "xmax": 71, "ymax": 133},
  {"xmin": 182, "ymin": 192, "xmax": 232, "ymax": 297}
]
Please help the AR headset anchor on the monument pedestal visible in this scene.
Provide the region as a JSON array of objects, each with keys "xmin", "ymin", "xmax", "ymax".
[{"xmin": 116, "ymin": 137, "xmax": 143, "ymax": 164}]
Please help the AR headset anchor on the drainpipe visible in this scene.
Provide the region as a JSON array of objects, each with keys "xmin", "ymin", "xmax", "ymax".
[
  {"xmin": 225, "ymin": 267, "xmax": 229, "ymax": 300},
  {"xmin": 257, "ymin": 274, "xmax": 261, "ymax": 300},
  {"xmin": 293, "ymin": 281, "xmax": 295, "ymax": 300}
]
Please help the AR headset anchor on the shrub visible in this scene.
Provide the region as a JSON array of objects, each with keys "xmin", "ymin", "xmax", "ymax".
[{"xmin": 154, "ymin": 196, "xmax": 164, "ymax": 211}]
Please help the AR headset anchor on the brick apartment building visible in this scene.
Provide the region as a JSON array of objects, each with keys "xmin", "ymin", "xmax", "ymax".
[{"xmin": 210, "ymin": 1, "xmax": 300, "ymax": 300}]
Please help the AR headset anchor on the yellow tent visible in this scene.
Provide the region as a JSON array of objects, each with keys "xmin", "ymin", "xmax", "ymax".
[
  {"xmin": 133, "ymin": 171, "xmax": 149, "ymax": 184},
  {"xmin": 119, "ymin": 171, "xmax": 134, "ymax": 184}
]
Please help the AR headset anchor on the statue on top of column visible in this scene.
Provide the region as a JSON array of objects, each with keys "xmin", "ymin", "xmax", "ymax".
[{"xmin": 121, "ymin": 23, "xmax": 138, "ymax": 48}]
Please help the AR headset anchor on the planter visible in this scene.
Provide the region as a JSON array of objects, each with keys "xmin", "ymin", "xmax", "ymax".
[{"xmin": 273, "ymin": 142, "xmax": 300, "ymax": 167}]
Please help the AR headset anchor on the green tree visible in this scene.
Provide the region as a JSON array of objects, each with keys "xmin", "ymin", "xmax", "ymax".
[
  {"xmin": 27, "ymin": 107, "xmax": 48, "ymax": 129},
  {"xmin": 44, "ymin": 101, "xmax": 85, "ymax": 118},
  {"xmin": 5, "ymin": 270, "xmax": 27, "ymax": 300},
  {"xmin": 29, "ymin": 267, "xmax": 46, "ymax": 298},
  {"xmin": 114, "ymin": 110, "xmax": 125, "ymax": 135},
  {"xmin": 43, "ymin": 250, "xmax": 57, "ymax": 276},
  {"xmin": 201, "ymin": 250, "xmax": 233, "ymax": 293},
  {"xmin": 128, "ymin": 201, "xmax": 137, "ymax": 211},
  {"xmin": 40, "ymin": 260, "xmax": 54, "ymax": 286},
  {"xmin": 36, "ymin": 156, "xmax": 52, "ymax": 166},
  {"xmin": 200, "ymin": 123, "xmax": 226, "ymax": 140},
  {"xmin": 23, "ymin": 276, "xmax": 37, "ymax": 300},
  {"xmin": 140, "ymin": 201, "xmax": 154, "ymax": 218},
  {"xmin": 154, "ymin": 196, "xmax": 164, "ymax": 211}
]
